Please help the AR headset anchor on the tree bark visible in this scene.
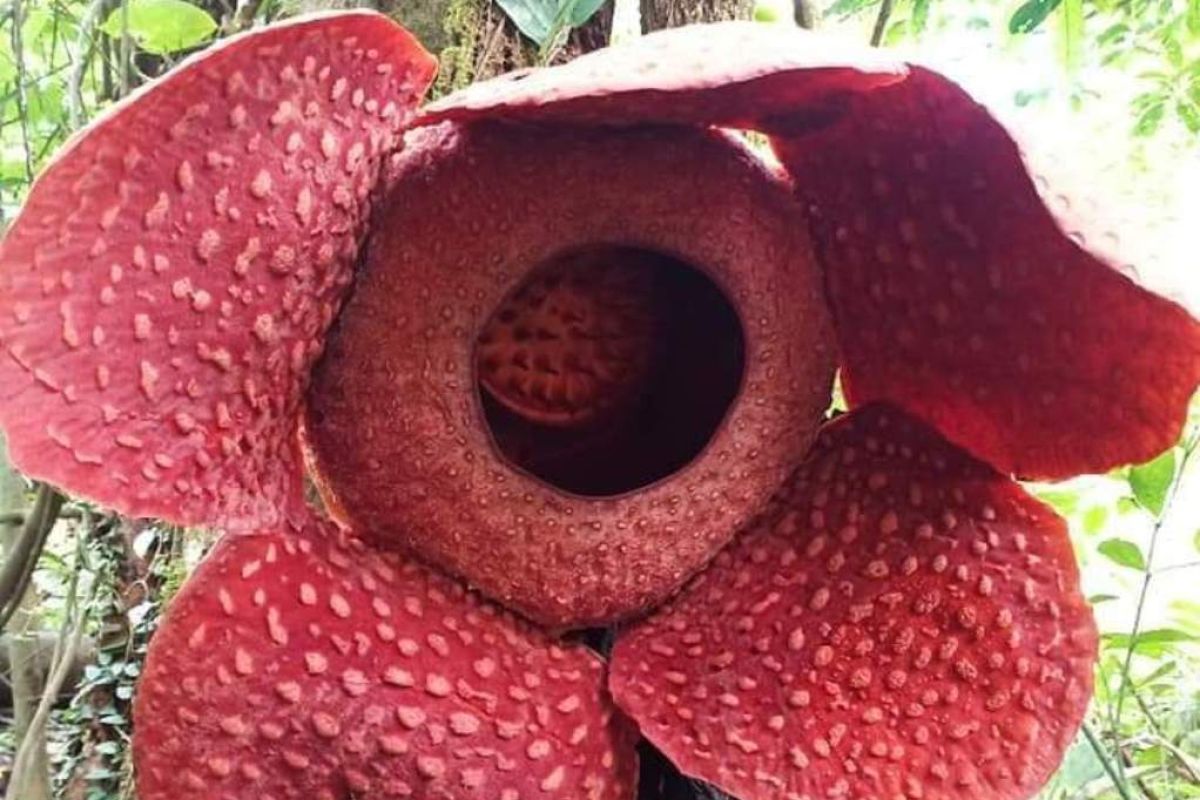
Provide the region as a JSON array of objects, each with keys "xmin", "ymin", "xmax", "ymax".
[{"xmin": 640, "ymin": 0, "xmax": 752, "ymax": 32}]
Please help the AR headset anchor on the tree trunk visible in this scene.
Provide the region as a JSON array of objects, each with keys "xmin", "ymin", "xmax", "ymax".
[
  {"xmin": 1, "ymin": 440, "xmax": 50, "ymax": 800},
  {"xmin": 639, "ymin": 0, "xmax": 752, "ymax": 32}
]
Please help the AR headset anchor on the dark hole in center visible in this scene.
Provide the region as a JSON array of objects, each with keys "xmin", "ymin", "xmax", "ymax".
[{"xmin": 476, "ymin": 246, "xmax": 745, "ymax": 497}]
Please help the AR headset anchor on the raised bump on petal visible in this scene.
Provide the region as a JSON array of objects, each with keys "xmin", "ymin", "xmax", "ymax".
[
  {"xmin": 611, "ymin": 403, "xmax": 1096, "ymax": 800},
  {"xmin": 0, "ymin": 12, "xmax": 436, "ymax": 528},
  {"xmin": 133, "ymin": 517, "xmax": 639, "ymax": 799},
  {"xmin": 428, "ymin": 22, "xmax": 1200, "ymax": 479}
]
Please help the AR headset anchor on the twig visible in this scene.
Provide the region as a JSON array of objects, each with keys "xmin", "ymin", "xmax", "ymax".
[
  {"xmin": 68, "ymin": 0, "xmax": 108, "ymax": 130},
  {"xmin": 10, "ymin": 0, "xmax": 35, "ymax": 181},
  {"xmin": 118, "ymin": 0, "xmax": 131, "ymax": 97},
  {"xmin": 869, "ymin": 0, "xmax": 894, "ymax": 47},
  {"xmin": 0, "ymin": 485, "xmax": 65, "ymax": 635}
]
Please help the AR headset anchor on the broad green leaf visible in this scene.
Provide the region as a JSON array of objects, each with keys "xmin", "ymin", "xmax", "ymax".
[
  {"xmin": 497, "ymin": 0, "xmax": 601, "ymax": 47},
  {"xmin": 100, "ymin": 0, "xmax": 217, "ymax": 55},
  {"xmin": 566, "ymin": 0, "xmax": 606, "ymax": 28},
  {"xmin": 1128, "ymin": 448, "xmax": 1176, "ymax": 516},
  {"xmin": 1009, "ymin": 0, "xmax": 1063, "ymax": 35},
  {"xmin": 1097, "ymin": 538, "xmax": 1146, "ymax": 570}
]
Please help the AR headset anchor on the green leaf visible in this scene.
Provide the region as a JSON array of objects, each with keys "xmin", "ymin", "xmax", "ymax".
[
  {"xmin": 1009, "ymin": 0, "xmax": 1063, "ymax": 35},
  {"xmin": 1059, "ymin": 0, "xmax": 1083, "ymax": 72},
  {"xmin": 1082, "ymin": 505, "xmax": 1109, "ymax": 535},
  {"xmin": 1178, "ymin": 98, "xmax": 1200, "ymax": 133},
  {"xmin": 497, "ymin": 0, "xmax": 602, "ymax": 48},
  {"xmin": 100, "ymin": 0, "xmax": 216, "ymax": 55},
  {"xmin": 1088, "ymin": 593, "xmax": 1119, "ymax": 604},
  {"xmin": 566, "ymin": 0, "xmax": 606, "ymax": 28},
  {"xmin": 1164, "ymin": 35, "xmax": 1184, "ymax": 70},
  {"xmin": 911, "ymin": 0, "xmax": 931, "ymax": 34},
  {"xmin": 1132, "ymin": 99, "xmax": 1166, "ymax": 136},
  {"xmin": 1128, "ymin": 449, "xmax": 1176, "ymax": 516},
  {"xmin": 1104, "ymin": 628, "xmax": 1197, "ymax": 654},
  {"xmin": 1189, "ymin": 0, "xmax": 1200, "ymax": 37},
  {"xmin": 827, "ymin": 0, "xmax": 879, "ymax": 18},
  {"xmin": 1097, "ymin": 538, "xmax": 1146, "ymax": 570}
]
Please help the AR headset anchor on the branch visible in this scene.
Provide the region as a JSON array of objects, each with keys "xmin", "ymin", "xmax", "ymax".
[
  {"xmin": 794, "ymin": 0, "xmax": 816, "ymax": 29},
  {"xmin": 5, "ymin": 541, "xmax": 89, "ymax": 800},
  {"xmin": 0, "ymin": 485, "xmax": 65, "ymax": 635},
  {"xmin": 869, "ymin": 0, "xmax": 893, "ymax": 46}
]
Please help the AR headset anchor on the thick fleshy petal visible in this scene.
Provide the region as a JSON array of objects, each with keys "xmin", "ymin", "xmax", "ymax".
[
  {"xmin": 306, "ymin": 120, "xmax": 836, "ymax": 628},
  {"xmin": 0, "ymin": 12, "xmax": 435, "ymax": 528},
  {"xmin": 133, "ymin": 518, "xmax": 639, "ymax": 799},
  {"xmin": 611, "ymin": 404, "xmax": 1096, "ymax": 800},
  {"xmin": 427, "ymin": 23, "xmax": 1200, "ymax": 479},
  {"xmin": 777, "ymin": 68, "xmax": 1200, "ymax": 479},
  {"xmin": 422, "ymin": 22, "xmax": 906, "ymax": 131}
]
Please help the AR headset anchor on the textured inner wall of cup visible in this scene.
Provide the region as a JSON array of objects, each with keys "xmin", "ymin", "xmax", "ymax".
[{"xmin": 476, "ymin": 244, "xmax": 746, "ymax": 497}]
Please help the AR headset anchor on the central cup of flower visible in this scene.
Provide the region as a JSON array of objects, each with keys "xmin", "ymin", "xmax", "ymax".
[
  {"xmin": 477, "ymin": 244, "xmax": 746, "ymax": 497},
  {"xmin": 304, "ymin": 121, "xmax": 837, "ymax": 627}
]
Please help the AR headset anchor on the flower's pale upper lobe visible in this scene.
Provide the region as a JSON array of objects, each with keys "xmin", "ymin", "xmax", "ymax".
[{"xmin": 0, "ymin": 11, "xmax": 1198, "ymax": 800}]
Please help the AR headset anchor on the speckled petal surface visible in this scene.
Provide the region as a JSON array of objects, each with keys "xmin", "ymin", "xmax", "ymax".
[
  {"xmin": 611, "ymin": 404, "xmax": 1096, "ymax": 800},
  {"xmin": 421, "ymin": 22, "xmax": 906, "ymax": 131},
  {"xmin": 305, "ymin": 120, "xmax": 836, "ymax": 629},
  {"xmin": 777, "ymin": 68, "xmax": 1200, "ymax": 479},
  {"xmin": 0, "ymin": 12, "xmax": 435, "ymax": 528},
  {"xmin": 429, "ymin": 22, "xmax": 1199, "ymax": 480},
  {"xmin": 134, "ymin": 518, "xmax": 638, "ymax": 799}
]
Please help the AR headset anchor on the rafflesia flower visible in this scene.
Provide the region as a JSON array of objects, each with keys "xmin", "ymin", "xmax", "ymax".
[{"xmin": 2, "ymin": 11, "xmax": 1199, "ymax": 800}]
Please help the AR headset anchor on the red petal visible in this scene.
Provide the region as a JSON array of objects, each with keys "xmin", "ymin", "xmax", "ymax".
[
  {"xmin": 611, "ymin": 404, "xmax": 1096, "ymax": 800},
  {"xmin": 304, "ymin": 120, "xmax": 835, "ymax": 628},
  {"xmin": 776, "ymin": 68, "xmax": 1200, "ymax": 479},
  {"xmin": 0, "ymin": 13, "xmax": 435, "ymax": 527},
  {"xmin": 421, "ymin": 22, "xmax": 906, "ymax": 130},
  {"xmin": 133, "ymin": 518, "xmax": 638, "ymax": 799},
  {"xmin": 430, "ymin": 22, "xmax": 1199, "ymax": 479}
]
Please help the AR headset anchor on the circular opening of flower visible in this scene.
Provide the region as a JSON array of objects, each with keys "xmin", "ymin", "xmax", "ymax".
[
  {"xmin": 474, "ymin": 244, "xmax": 747, "ymax": 496},
  {"xmin": 0, "ymin": 10, "xmax": 1198, "ymax": 800}
]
